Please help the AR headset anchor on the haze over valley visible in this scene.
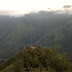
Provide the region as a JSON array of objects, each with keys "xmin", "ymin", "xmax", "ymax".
[
  {"xmin": 0, "ymin": 11, "xmax": 72, "ymax": 58},
  {"xmin": 0, "ymin": 0, "xmax": 72, "ymax": 72}
]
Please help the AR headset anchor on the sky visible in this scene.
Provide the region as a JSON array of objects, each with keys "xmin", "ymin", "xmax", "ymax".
[{"xmin": 0, "ymin": 0, "xmax": 72, "ymax": 16}]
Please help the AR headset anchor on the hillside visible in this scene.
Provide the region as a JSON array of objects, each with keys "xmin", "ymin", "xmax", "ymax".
[
  {"xmin": 0, "ymin": 47, "xmax": 72, "ymax": 72},
  {"xmin": 33, "ymin": 22, "xmax": 72, "ymax": 50},
  {"xmin": 0, "ymin": 15, "xmax": 17, "ymax": 35},
  {"xmin": 32, "ymin": 22, "xmax": 72, "ymax": 59},
  {"xmin": 0, "ymin": 11, "xmax": 72, "ymax": 58}
]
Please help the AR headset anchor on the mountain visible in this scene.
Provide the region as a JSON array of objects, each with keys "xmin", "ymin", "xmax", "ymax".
[
  {"xmin": 0, "ymin": 47, "xmax": 71, "ymax": 72},
  {"xmin": 0, "ymin": 15, "xmax": 17, "ymax": 35},
  {"xmin": 0, "ymin": 11, "xmax": 72, "ymax": 58},
  {"xmin": 32, "ymin": 20, "xmax": 72, "ymax": 57}
]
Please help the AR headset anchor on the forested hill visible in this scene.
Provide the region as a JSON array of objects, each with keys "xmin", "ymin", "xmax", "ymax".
[
  {"xmin": 0, "ymin": 11, "xmax": 72, "ymax": 58},
  {"xmin": 0, "ymin": 47, "xmax": 72, "ymax": 72}
]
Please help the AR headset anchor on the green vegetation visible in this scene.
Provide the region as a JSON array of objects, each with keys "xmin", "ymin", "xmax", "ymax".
[{"xmin": 0, "ymin": 47, "xmax": 72, "ymax": 72}]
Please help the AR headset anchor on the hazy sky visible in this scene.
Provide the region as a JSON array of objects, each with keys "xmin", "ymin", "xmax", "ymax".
[{"xmin": 0, "ymin": 0, "xmax": 72, "ymax": 15}]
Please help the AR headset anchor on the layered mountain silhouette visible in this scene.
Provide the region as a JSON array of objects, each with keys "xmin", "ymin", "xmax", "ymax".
[{"xmin": 0, "ymin": 11, "xmax": 72, "ymax": 58}]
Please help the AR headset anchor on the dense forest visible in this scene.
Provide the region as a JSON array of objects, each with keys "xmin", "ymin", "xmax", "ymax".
[{"xmin": 0, "ymin": 47, "xmax": 72, "ymax": 72}]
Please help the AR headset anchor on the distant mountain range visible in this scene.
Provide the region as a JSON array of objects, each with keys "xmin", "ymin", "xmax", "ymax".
[{"xmin": 0, "ymin": 11, "xmax": 72, "ymax": 58}]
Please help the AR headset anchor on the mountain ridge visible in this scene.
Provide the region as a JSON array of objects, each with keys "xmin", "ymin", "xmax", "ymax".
[{"xmin": 0, "ymin": 11, "xmax": 72, "ymax": 58}]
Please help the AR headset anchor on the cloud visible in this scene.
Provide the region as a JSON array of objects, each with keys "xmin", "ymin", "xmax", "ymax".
[
  {"xmin": 0, "ymin": 10, "xmax": 16, "ymax": 15},
  {"xmin": 63, "ymin": 5, "xmax": 72, "ymax": 8},
  {"xmin": 0, "ymin": 10, "xmax": 26, "ymax": 16}
]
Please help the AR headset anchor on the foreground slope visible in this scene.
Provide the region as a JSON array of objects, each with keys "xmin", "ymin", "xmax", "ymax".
[{"xmin": 0, "ymin": 47, "xmax": 72, "ymax": 72}]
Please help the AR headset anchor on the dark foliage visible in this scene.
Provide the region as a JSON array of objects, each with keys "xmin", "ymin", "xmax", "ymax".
[{"xmin": 0, "ymin": 47, "xmax": 72, "ymax": 72}]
